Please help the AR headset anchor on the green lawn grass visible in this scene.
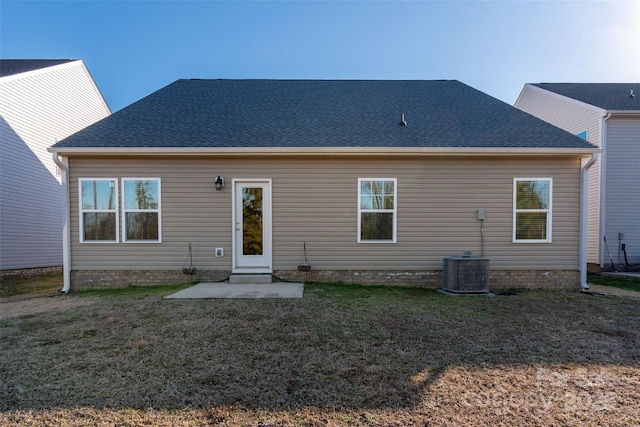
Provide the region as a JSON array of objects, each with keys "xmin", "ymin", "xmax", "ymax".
[
  {"xmin": 588, "ymin": 272, "xmax": 640, "ymax": 292},
  {"xmin": 2, "ymin": 281, "xmax": 639, "ymax": 426},
  {"xmin": 74, "ymin": 282, "xmax": 196, "ymax": 298}
]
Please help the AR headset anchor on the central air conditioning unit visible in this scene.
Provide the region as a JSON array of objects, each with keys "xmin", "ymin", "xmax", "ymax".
[{"xmin": 442, "ymin": 256, "xmax": 490, "ymax": 293}]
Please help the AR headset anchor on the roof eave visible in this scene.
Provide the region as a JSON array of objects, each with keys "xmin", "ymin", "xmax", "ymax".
[
  {"xmin": 521, "ymin": 84, "xmax": 608, "ymax": 115},
  {"xmin": 48, "ymin": 146, "xmax": 601, "ymax": 157},
  {"xmin": 0, "ymin": 59, "xmax": 81, "ymax": 82},
  {"xmin": 607, "ymin": 110, "xmax": 640, "ymax": 117}
]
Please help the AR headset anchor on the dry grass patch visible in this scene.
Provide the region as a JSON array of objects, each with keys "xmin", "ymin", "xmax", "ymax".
[
  {"xmin": 0, "ymin": 273, "xmax": 62, "ymax": 299},
  {"xmin": 1, "ymin": 283, "xmax": 639, "ymax": 426}
]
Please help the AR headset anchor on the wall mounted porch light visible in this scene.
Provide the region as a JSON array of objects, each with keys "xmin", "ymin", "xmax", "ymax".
[{"xmin": 215, "ymin": 176, "xmax": 225, "ymax": 191}]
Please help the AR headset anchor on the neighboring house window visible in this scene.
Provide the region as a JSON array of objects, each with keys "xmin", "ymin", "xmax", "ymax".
[
  {"xmin": 79, "ymin": 178, "xmax": 118, "ymax": 242},
  {"xmin": 576, "ymin": 130, "xmax": 588, "ymax": 140},
  {"xmin": 358, "ymin": 178, "xmax": 397, "ymax": 243},
  {"xmin": 513, "ymin": 178, "xmax": 552, "ymax": 243},
  {"xmin": 122, "ymin": 178, "xmax": 161, "ymax": 242}
]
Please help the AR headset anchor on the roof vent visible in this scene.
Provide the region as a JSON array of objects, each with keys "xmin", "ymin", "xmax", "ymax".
[
  {"xmin": 630, "ymin": 90, "xmax": 635, "ymax": 99},
  {"xmin": 399, "ymin": 113, "xmax": 407, "ymax": 126}
]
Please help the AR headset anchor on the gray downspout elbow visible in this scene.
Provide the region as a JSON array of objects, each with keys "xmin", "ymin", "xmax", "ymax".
[
  {"xmin": 52, "ymin": 153, "xmax": 71, "ymax": 293},
  {"xmin": 580, "ymin": 152, "xmax": 599, "ymax": 290}
]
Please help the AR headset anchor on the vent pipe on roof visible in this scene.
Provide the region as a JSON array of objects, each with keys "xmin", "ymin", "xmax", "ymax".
[
  {"xmin": 399, "ymin": 113, "xmax": 407, "ymax": 126},
  {"xmin": 630, "ymin": 90, "xmax": 635, "ymax": 99}
]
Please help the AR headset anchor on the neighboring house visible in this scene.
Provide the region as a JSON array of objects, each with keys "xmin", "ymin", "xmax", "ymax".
[
  {"xmin": 0, "ymin": 59, "xmax": 111, "ymax": 272},
  {"xmin": 515, "ymin": 83, "xmax": 639, "ymax": 270},
  {"xmin": 49, "ymin": 79, "xmax": 598, "ymax": 292}
]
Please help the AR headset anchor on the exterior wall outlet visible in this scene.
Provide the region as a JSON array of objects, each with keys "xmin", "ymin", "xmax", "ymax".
[
  {"xmin": 476, "ymin": 209, "xmax": 486, "ymax": 220},
  {"xmin": 215, "ymin": 248, "xmax": 224, "ymax": 257}
]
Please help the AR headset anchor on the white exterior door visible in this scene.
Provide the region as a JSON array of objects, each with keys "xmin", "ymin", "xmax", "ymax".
[{"xmin": 233, "ymin": 180, "xmax": 272, "ymax": 273}]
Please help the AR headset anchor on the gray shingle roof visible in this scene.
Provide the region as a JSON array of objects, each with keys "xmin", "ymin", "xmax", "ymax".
[
  {"xmin": 533, "ymin": 83, "xmax": 640, "ymax": 111},
  {"xmin": 0, "ymin": 59, "xmax": 76, "ymax": 78},
  {"xmin": 52, "ymin": 79, "xmax": 596, "ymax": 151}
]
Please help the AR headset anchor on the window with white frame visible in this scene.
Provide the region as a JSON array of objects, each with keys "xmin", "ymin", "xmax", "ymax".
[
  {"xmin": 513, "ymin": 178, "xmax": 552, "ymax": 242},
  {"xmin": 358, "ymin": 178, "xmax": 397, "ymax": 243},
  {"xmin": 79, "ymin": 178, "xmax": 118, "ymax": 242},
  {"xmin": 122, "ymin": 178, "xmax": 161, "ymax": 242}
]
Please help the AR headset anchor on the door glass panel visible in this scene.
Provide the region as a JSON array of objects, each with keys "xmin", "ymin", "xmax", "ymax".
[{"xmin": 242, "ymin": 187, "xmax": 263, "ymax": 255}]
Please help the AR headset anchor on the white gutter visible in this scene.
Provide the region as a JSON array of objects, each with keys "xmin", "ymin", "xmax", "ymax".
[
  {"xmin": 52, "ymin": 153, "xmax": 71, "ymax": 293},
  {"xmin": 48, "ymin": 146, "xmax": 599, "ymax": 157},
  {"xmin": 580, "ymin": 151, "xmax": 600, "ymax": 290}
]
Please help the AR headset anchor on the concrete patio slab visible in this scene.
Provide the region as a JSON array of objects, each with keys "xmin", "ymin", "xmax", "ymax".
[{"xmin": 164, "ymin": 282, "xmax": 304, "ymax": 299}]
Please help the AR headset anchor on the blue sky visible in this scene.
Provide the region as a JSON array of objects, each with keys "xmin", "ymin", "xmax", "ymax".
[{"xmin": 2, "ymin": 1, "xmax": 639, "ymax": 112}]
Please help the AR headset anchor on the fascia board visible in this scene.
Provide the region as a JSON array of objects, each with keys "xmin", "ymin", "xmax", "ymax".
[
  {"xmin": 1, "ymin": 59, "xmax": 112, "ymax": 123},
  {"xmin": 514, "ymin": 84, "xmax": 535, "ymax": 107},
  {"xmin": 77, "ymin": 60, "xmax": 112, "ymax": 115},
  {"xmin": 0, "ymin": 59, "xmax": 81, "ymax": 83},
  {"xmin": 607, "ymin": 110, "xmax": 640, "ymax": 117},
  {"xmin": 521, "ymin": 84, "xmax": 608, "ymax": 116},
  {"xmin": 48, "ymin": 146, "xmax": 601, "ymax": 157}
]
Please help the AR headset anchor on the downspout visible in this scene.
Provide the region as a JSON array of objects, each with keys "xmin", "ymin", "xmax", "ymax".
[
  {"xmin": 579, "ymin": 151, "xmax": 599, "ymax": 290},
  {"xmin": 52, "ymin": 153, "xmax": 71, "ymax": 293},
  {"xmin": 598, "ymin": 113, "xmax": 611, "ymax": 268}
]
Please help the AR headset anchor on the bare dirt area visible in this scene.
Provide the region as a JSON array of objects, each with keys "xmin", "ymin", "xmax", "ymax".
[
  {"xmin": 0, "ymin": 275, "xmax": 98, "ymax": 320},
  {"xmin": 1, "ymin": 283, "xmax": 639, "ymax": 426},
  {"xmin": 0, "ymin": 294, "xmax": 99, "ymax": 320},
  {"xmin": 587, "ymin": 284, "xmax": 640, "ymax": 300}
]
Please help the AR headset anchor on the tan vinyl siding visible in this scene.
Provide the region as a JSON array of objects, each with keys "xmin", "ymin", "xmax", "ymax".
[
  {"xmin": 0, "ymin": 61, "xmax": 110, "ymax": 269},
  {"xmin": 515, "ymin": 85, "xmax": 602, "ymax": 264},
  {"xmin": 604, "ymin": 118, "xmax": 640, "ymax": 264},
  {"xmin": 68, "ymin": 155, "xmax": 581, "ymax": 272}
]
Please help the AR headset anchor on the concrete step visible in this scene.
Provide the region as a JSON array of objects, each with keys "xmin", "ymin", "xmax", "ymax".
[{"xmin": 229, "ymin": 274, "xmax": 272, "ymax": 284}]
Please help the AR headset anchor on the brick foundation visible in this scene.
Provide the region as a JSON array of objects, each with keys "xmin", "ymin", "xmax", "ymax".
[
  {"xmin": 275, "ymin": 270, "xmax": 441, "ymax": 287},
  {"xmin": 69, "ymin": 269, "xmax": 580, "ymax": 291},
  {"xmin": 276, "ymin": 269, "xmax": 580, "ymax": 290},
  {"xmin": 70, "ymin": 270, "xmax": 230, "ymax": 290},
  {"xmin": 487, "ymin": 270, "xmax": 579, "ymax": 290}
]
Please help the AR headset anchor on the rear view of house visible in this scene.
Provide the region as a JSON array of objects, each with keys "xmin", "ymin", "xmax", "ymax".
[
  {"xmin": 0, "ymin": 59, "xmax": 111, "ymax": 274},
  {"xmin": 516, "ymin": 83, "xmax": 640, "ymax": 270},
  {"xmin": 49, "ymin": 79, "xmax": 598, "ymax": 292}
]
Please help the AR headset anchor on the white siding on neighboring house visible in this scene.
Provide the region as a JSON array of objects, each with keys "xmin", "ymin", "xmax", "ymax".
[
  {"xmin": 604, "ymin": 118, "xmax": 640, "ymax": 265},
  {"xmin": 515, "ymin": 85, "xmax": 604, "ymax": 265},
  {"xmin": 67, "ymin": 155, "xmax": 582, "ymax": 273},
  {"xmin": 0, "ymin": 60, "xmax": 110, "ymax": 270}
]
